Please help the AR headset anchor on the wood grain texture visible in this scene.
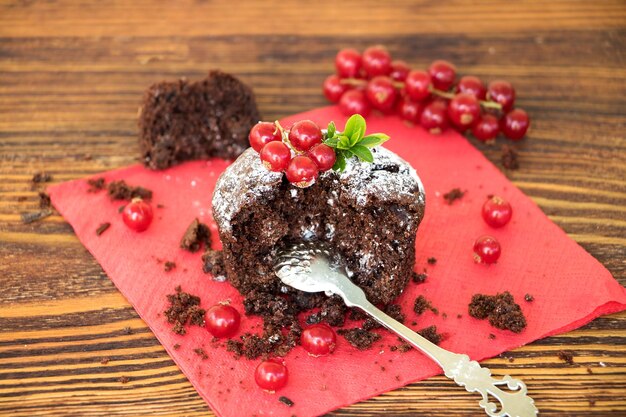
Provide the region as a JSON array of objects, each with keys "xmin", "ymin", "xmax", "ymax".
[{"xmin": 1, "ymin": 0, "xmax": 625, "ymax": 415}]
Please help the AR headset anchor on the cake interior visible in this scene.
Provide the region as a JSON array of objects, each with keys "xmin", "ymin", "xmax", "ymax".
[{"xmin": 223, "ymin": 170, "xmax": 420, "ymax": 306}]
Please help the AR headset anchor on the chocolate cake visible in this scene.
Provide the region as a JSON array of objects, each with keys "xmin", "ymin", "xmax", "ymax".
[
  {"xmin": 139, "ymin": 70, "xmax": 259, "ymax": 170},
  {"xmin": 212, "ymin": 146, "xmax": 425, "ymax": 305}
]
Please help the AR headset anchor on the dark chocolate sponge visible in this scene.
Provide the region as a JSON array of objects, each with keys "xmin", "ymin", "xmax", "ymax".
[
  {"xmin": 139, "ymin": 70, "xmax": 259, "ymax": 170},
  {"xmin": 212, "ymin": 146, "xmax": 425, "ymax": 305}
]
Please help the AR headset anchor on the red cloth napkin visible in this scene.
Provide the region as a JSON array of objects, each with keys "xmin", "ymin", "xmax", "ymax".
[{"xmin": 48, "ymin": 106, "xmax": 626, "ymax": 417}]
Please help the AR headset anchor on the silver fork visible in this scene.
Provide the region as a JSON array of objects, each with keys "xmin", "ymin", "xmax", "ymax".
[{"xmin": 274, "ymin": 241, "xmax": 538, "ymax": 417}]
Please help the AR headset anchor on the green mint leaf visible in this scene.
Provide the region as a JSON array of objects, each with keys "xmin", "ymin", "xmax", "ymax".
[
  {"xmin": 337, "ymin": 135, "xmax": 352, "ymax": 150},
  {"xmin": 342, "ymin": 114, "xmax": 366, "ymax": 142},
  {"xmin": 324, "ymin": 137, "xmax": 340, "ymax": 148},
  {"xmin": 358, "ymin": 133, "xmax": 390, "ymax": 148},
  {"xmin": 332, "ymin": 150, "xmax": 347, "ymax": 171},
  {"xmin": 349, "ymin": 145, "xmax": 374, "ymax": 163},
  {"xmin": 326, "ymin": 121, "xmax": 336, "ymax": 139}
]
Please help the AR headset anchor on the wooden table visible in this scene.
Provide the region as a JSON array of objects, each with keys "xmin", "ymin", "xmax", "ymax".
[{"xmin": 1, "ymin": 1, "xmax": 625, "ymax": 415}]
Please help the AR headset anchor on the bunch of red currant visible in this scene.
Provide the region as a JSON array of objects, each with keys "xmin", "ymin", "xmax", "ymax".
[
  {"xmin": 249, "ymin": 120, "xmax": 336, "ymax": 188},
  {"xmin": 323, "ymin": 46, "xmax": 530, "ymax": 142}
]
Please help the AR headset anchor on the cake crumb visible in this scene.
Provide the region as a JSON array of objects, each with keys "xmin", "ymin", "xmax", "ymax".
[
  {"xmin": 338, "ymin": 328, "xmax": 382, "ymax": 350},
  {"xmin": 108, "ymin": 180, "xmax": 152, "ymax": 201},
  {"xmin": 468, "ymin": 292, "xmax": 527, "ymax": 333},
  {"xmin": 202, "ymin": 250, "xmax": 227, "ymax": 281},
  {"xmin": 173, "ymin": 343, "xmax": 180, "ymax": 350},
  {"xmin": 524, "ymin": 293, "xmax": 534, "ymax": 302},
  {"xmin": 38, "ymin": 191, "xmax": 51, "ymax": 209},
  {"xmin": 502, "ymin": 144, "xmax": 519, "ymax": 170},
  {"xmin": 32, "ymin": 172, "xmax": 52, "ymax": 183},
  {"xmin": 180, "ymin": 218, "xmax": 211, "ymax": 252},
  {"xmin": 418, "ymin": 325, "xmax": 443, "ymax": 345},
  {"xmin": 100, "ymin": 357, "xmax": 110, "ymax": 365},
  {"xmin": 193, "ymin": 348, "xmax": 208, "ymax": 360},
  {"xmin": 413, "ymin": 295, "xmax": 437, "ymax": 315},
  {"xmin": 586, "ymin": 367, "xmax": 593, "ymax": 374},
  {"xmin": 87, "ymin": 177, "xmax": 106, "ymax": 192},
  {"xmin": 411, "ymin": 272, "xmax": 427, "ymax": 284},
  {"xmin": 589, "ymin": 399, "xmax": 596, "ymax": 407},
  {"xmin": 427, "ymin": 257, "xmax": 437, "ymax": 265},
  {"xmin": 278, "ymin": 396, "xmax": 294, "ymax": 407},
  {"xmin": 123, "ymin": 326, "xmax": 132, "ymax": 335},
  {"xmin": 118, "ymin": 376, "xmax": 130, "ymax": 384},
  {"xmin": 164, "ymin": 286, "xmax": 206, "ymax": 335},
  {"xmin": 443, "ymin": 188, "xmax": 466, "ymax": 204},
  {"xmin": 557, "ymin": 350, "xmax": 575, "ymax": 365},
  {"xmin": 96, "ymin": 222, "xmax": 111, "ymax": 236},
  {"xmin": 488, "ymin": 333, "xmax": 496, "ymax": 340},
  {"xmin": 164, "ymin": 261, "xmax": 176, "ymax": 272}
]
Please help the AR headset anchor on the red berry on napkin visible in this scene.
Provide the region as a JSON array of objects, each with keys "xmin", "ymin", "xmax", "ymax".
[
  {"xmin": 255, "ymin": 360, "xmax": 288, "ymax": 392},
  {"xmin": 206, "ymin": 304, "xmax": 241, "ymax": 338},
  {"xmin": 122, "ymin": 198, "xmax": 153, "ymax": 232},
  {"xmin": 301, "ymin": 324, "xmax": 337, "ymax": 357}
]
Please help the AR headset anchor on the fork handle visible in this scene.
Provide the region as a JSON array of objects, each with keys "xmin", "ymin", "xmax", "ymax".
[{"xmin": 347, "ymin": 295, "xmax": 538, "ymax": 417}]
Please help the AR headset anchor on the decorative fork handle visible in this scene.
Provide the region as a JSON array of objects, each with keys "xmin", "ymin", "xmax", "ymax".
[{"xmin": 340, "ymin": 289, "xmax": 538, "ymax": 417}]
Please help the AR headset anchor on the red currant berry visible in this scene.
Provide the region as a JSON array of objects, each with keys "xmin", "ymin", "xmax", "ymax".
[
  {"xmin": 335, "ymin": 48, "xmax": 362, "ymax": 78},
  {"xmin": 206, "ymin": 304, "xmax": 240, "ymax": 338},
  {"xmin": 301, "ymin": 324, "xmax": 337, "ymax": 357},
  {"xmin": 323, "ymin": 74, "xmax": 349, "ymax": 103},
  {"xmin": 288, "ymin": 120, "xmax": 323, "ymax": 152},
  {"xmin": 339, "ymin": 89, "xmax": 371, "ymax": 117},
  {"xmin": 390, "ymin": 60, "xmax": 410, "ymax": 82},
  {"xmin": 122, "ymin": 198, "xmax": 153, "ymax": 232},
  {"xmin": 456, "ymin": 75, "xmax": 486, "ymax": 100},
  {"xmin": 362, "ymin": 45, "xmax": 392, "ymax": 77},
  {"xmin": 487, "ymin": 80, "xmax": 515, "ymax": 112},
  {"xmin": 255, "ymin": 360, "xmax": 288, "ymax": 392},
  {"xmin": 501, "ymin": 109, "xmax": 530, "ymax": 141},
  {"xmin": 473, "ymin": 235, "xmax": 501, "ymax": 264},
  {"xmin": 285, "ymin": 155, "xmax": 319, "ymax": 188},
  {"xmin": 249, "ymin": 122, "xmax": 281, "ymax": 153},
  {"xmin": 397, "ymin": 97, "xmax": 424, "ymax": 124},
  {"xmin": 482, "ymin": 196, "xmax": 513, "ymax": 228},
  {"xmin": 307, "ymin": 143, "xmax": 336, "ymax": 172},
  {"xmin": 471, "ymin": 114, "xmax": 500, "ymax": 142},
  {"xmin": 448, "ymin": 93, "xmax": 481, "ymax": 130},
  {"xmin": 428, "ymin": 60, "xmax": 456, "ymax": 91},
  {"xmin": 365, "ymin": 76, "xmax": 398, "ymax": 112},
  {"xmin": 260, "ymin": 141, "xmax": 291, "ymax": 172},
  {"xmin": 404, "ymin": 70, "xmax": 431, "ymax": 101},
  {"xmin": 420, "ymin": 100, "xmax": 449, "ymax": 134}
]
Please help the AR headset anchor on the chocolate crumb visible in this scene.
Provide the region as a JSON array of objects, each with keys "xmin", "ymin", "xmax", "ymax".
[
  {"xmin": 123, "ymin": 326, "xmax": 132, "ymax": 335},
  {"xmin": 589, "ymin": 399, "xmax": 596, "ymax": 407},
  {"xmin": 173, "ymin": 343, "xmax": 180, "ymax": 350},
  {"xmin": 87, "ymin": 177, "xmax": 106, "ymax": 192},
  {"xmin": 193, "ymin": 348, "xmax": 208, "ymax": 360},
  {"xmin": 164, "ymin": 286, "xmax": 206, "ymax": 335},
  {"xmin": 278, "ymin": 396, "xmax": 294, "ymax": 407},
  {"xmin": 557, "ymin": 350, "xmax": 575, "ymax": 365},
  {"xmin": 226, "ymin": 340, "xmax": 244, "ymax": 358},
  {"xmin": 427, "ymin": 257, "xmax": 437, "ymax": 265},
  {"xmin": 524, "ymin": 293, "xmax": 534, "ymax": 302},
  {"xmin": 586, "ymin": 367, "xmax": 593, "ymax": 374},
  {"xmin": 411, "ymin": 271, "xmax": 427, "ymax": 284},
  {"xmin": 107, "ymin": 180, "xmax": 152, "ymax": 201},
  {"xmin": 156, "ymin": 203, "xmax": 165, "ymax": 209},
  {"xmin": 457, "ymin": 314, "xmax": 463, "ymax": 319},
  {"xmin": 32, "ymin": 172, "xmax": 52, "ymax": 183},
  {"xmin": 100, "ymin": 357, "xmax": 109, "ymax": 365},
  {"xmin": 21, "ymin": 209, "xmax": 52, "ymax": 224},
  {"xmin": 338, "ymin": 328, "xmax": 382, "ymax": 350},
  {"xmin": 118, "ymin": 205, "xmax": 125, "ymax": 213},
  {"xmin": 442, "ymin": 312, "xmax": 448, "ymax": 319},
  {"xmin": 96, "ymin": 222, "xmax": 111, "ymax": 236},
  {"xmin": 488, "ymin": 333, "xmax": 496, "ymax": 340},
  {"xmin": 38, "ymin": 191, "xmax": 51, "ymax": 209},
  {"xmin": 502, "ymin": 144, "xmax": 519, "ymax": 170},
  {"xmin": 164, "ymin": 261, "xmax": 176, "ymax": 272},
  {"xmin": 363, "ymin": 304, "xmax": 405, "ymax": 330},
  {"xmin": 443, "ymin": 188, "xmax": 466, "ymax": 204},
  {"xmin": 202, "ymin": 250, "xmax": 227, "ymax": 281},
  {"xmin": 413, "ymin": 295, "xmax": 436, "ymax": 315},
  {"xmin": 468, "ymin": 292, "xmax": 527, "ymax": 333},
  {"xmin": 180, "ymin": 218, "xmax": 212, "ymax": 252},
  {"xmin": 418, "ymin": 325, "xmax": 443, "ymax": 345},
  {"xmin": 118, "ymin": 376, "xmax": 130, "ymax": 384}
]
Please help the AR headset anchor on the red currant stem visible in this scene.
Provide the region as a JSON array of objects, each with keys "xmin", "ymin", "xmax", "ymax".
[
  {"xmin": 274, "ymin": 120, "xmax": 301, "ymax": 155},
  {"xmin": 340, "ymin": 78, "xmax": 503, "ymax": 111}
]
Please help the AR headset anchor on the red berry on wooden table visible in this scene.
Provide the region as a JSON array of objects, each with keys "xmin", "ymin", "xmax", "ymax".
[
  {"xmin": 323, "ymin": 74, "xmax": 349, "ymax": 103},
  {"xmin": 249, "ymin": 122, "xmax": 282, "ymax": 152},
  {"xmin": 365, "ymin": 76, "xmax": 398, "ymax": 112},
  {"xmin": 362, "ymin": 45, "xmax": 392, "ymax": 77},
  {"xmin": 404, "ymin": 70, "xmax": 432, "ymax": 101},
  {"xmin": 420, "ymin": 100, "xmax": 449, "ymax": 134},
  {"xmin": 482, "ymin": 196, "xmax": 513, "ymax": 228},
  {"xmin": 335, "ymin": 48, "xmax": 362, "ymax": 78},
  {"xmin": 255, "ymin": 360, "xmax": 289, "ymax": 392},
  {"xmin": 285, "ymin": 155, "xmax": 319, "ymax": 187},
  {"xmin": 501, "ymin": 109, "xmax": 530, "ymax": 140},
  {"xmin": 260, "ymin": 141, "xmax": 292, "ymax": 172},
  {"xmin": 471, "ymin": 114, "xmax": 500, "ymax": 142},
  {"xmin": 448, "ymin": 93, "xmax": 481, "ymax": 130},
  {"xmin": 456, "ymin": 75, "xmax": 487, "ymax": 100},
  {"xmin": 288, "ymin": 120, "xmax": 323, "ymax": 152},
  {"xmin": 428, "ymin": 60, "xmax": 456, "ymax": 91},
  {"xmin": 122, "ymin": 198, "xmax": 153, "ymax": 232},
  {"xmin": 301, "ymin": 324, "xmax": 337, "ymax": 357},
  {"xmin": 487, "ymin": 80, "xmax": 516, "ymax": 112},
  {"xmin": 206, "ymin": 304, "xmax": 241, "ymax": 338},
  {"xmin": 390, "ymin": 60, "xmax": 411, "ymax": 82},
  {"xmin": 339, "ymin": 89, "xmax": 371, "ymax": 117},
  {"xmin": 473, "ymin": 235, "xmax": 501, "ymax": 264},
  {"xmin": 308, "ymin": 143, "xmax": 337, "ymax": 172}
]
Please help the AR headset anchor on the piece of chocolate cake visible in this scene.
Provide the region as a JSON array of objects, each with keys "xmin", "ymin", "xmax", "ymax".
[
  {"xmin": 212, "ymin": 146, "xmax": 425, "ymax": 305},
  {"xmin": 139, "ymin": 70, "xmax": 259, "ymax": 170}
]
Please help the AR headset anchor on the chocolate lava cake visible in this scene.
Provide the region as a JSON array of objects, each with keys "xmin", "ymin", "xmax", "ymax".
[
  {"xmin": 139, "ymin": 70, "xmax": 259, "ymax": 170},
  {"xmin": 212, "ymin": 146, "xmax": 425, "ymax": 305}
]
